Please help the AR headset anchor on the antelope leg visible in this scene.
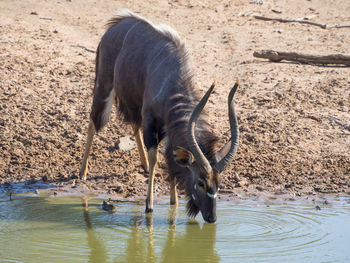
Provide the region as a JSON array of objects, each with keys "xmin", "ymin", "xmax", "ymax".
[
  {"xmin": 170, "ymin": 177, "xmax": 178, "ymax": 206},
  {"xmin": 145, "ymin": 147, "xmax": 157, "ymax": 213},
  {"xmin": 80, "ymin": 120, "xmax": 95, "ymax": 180},
  {"xmin": 133, "ymin": 128, "xmax": 149, "ymax": 173}
]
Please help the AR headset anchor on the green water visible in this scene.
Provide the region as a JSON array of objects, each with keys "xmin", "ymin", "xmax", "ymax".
[{"xmin": 0, "ymin": 194, "xmax": 349, "ymax": 263}]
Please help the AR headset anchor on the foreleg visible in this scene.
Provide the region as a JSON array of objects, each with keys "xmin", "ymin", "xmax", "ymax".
[
  {"xmin": 133, "ymin": 128, "xmax": 149, "ymax": 173},
  {"xmin": 143, "ymin": 117, "xmax": 159, "ymax": 213},
  {"xmin": 170, "ymin": 177, "xmax": 178, "ymax": 206}
]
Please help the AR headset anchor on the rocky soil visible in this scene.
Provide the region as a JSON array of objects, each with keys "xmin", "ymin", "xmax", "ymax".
[{"xmin": 1, "ymin": 0, "xmax": 349, "ymax": 201}]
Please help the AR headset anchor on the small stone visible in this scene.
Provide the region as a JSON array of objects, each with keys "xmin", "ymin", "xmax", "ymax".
[
  {"xmin": 233, "ymin": 173, "xmax": 240, "ymax": 182},
  {"xmin": 116, "ymin": 136, "xmax": 137, "ymax": 151},
  {"xmin": 271, "ymin": 9, "xmax": 282, "ymax": 14},
  {"xmin": 25, "ymin": 178, "xmax": 37, "ymax": 185},
  {"xmin": 285, "ymin": 183, "xmax": 293, "ymax": 189},
  {"xmin": 114, "ymin": 184, "xmax": 124, "ymax": 194},
  {"xmin": 256, "ymin": 185, "xmax": 264, "ymax": 191},
  {"xmin": 102, "ymin": 201, "xmax": 115, "ymax": 212},
  {"xmin": 250, "ymin": 0, "xmax": 263, "ymax": 4},
  {"xmin": 273, "ymin": 29, "xmax": 282, "ymax": 34},
  {"xmin": 237, "ymin": 179, "xmax": 248, "ymax": 187}
]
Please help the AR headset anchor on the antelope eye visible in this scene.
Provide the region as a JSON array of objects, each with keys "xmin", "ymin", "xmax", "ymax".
[{"xmin": 198, "ymin": 180, "xmax": 205, "ymax": 188}]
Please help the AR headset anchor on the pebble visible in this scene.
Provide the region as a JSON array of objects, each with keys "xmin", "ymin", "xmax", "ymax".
[
  {"xmin": 102, "ymin": 201, "xmax": 115, "ymax": 212},
  {"xmin": 116, "ymin": 136, "xmax": 137, "ymax": 151}
]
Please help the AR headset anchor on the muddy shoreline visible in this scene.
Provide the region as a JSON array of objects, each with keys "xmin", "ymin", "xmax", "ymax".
[{"xmin": 1, "ymin": 179, "xmax": 348, "ymax": 209}]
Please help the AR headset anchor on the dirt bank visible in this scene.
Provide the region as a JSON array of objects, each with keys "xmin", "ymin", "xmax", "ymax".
[{"xmin": 1, "ymin": 0, "xmax": 349, "ymax": 201}]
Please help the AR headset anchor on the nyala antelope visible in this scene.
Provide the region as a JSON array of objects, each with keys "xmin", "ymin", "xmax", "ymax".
[{"xmin": 80, "ymin": 10, "xmax": 239, "ymax": 223}]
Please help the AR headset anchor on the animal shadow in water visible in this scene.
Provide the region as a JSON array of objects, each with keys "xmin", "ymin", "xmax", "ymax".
[{"xmin": 82, "ymin": 199, "xmax": 220, "ymax": 263}]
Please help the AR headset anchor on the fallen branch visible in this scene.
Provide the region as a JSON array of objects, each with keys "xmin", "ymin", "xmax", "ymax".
[
  {"xmin": 107, "ymin": 198, "xmax": 143, "ymax": 204},
  {"xmin": 39, "ymin": 17, "xmax": 53, "ymax": 21},
  {"xmin": 72, "ymin": 44, "xmax": 96, "ymax": 53},
  {"xmin": 329, "ymin": 24, "xmax": 350, "ymax": 29},
  {"xmin": 254, "ymin": 15, "xmax": 327, "ymax": 29},
  {"xmin": 253, "ymin": 50, "xmax": 350, "ymax": 66}
]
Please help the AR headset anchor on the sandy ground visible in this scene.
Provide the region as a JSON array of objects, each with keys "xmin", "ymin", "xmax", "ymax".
[{"xmin": 1, "ymin": 0, "xmax": 349, "ymax": 201}]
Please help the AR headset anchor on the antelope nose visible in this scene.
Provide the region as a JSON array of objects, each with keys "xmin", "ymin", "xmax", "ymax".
[{"xmin": 207, "ymin": 215, "xmax": 217, "ymax": 223}]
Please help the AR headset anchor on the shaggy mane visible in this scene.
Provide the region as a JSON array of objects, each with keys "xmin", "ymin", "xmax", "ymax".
[{"xmin": 106, "ymin": 9, "xmax": 181, "ymax": 46}]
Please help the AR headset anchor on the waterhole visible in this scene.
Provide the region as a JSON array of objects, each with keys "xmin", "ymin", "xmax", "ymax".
[{"xmin": 0, "ymin": 194, "xmax": 349, "ymax": 262}]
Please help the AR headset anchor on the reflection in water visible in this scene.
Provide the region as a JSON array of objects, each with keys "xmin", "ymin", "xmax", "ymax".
[
  {"xmin": 161, "ymin": 220, "xmax": 219, "ymax": 263},
  {"xmin": 1, "ymin": 195, "xmax": 349, "ymax": 262},
  {"xmin": 145, "ymin": 214, "xmax": 156, "ymax": 263},
  {"xmin": 166, "ymin": 205, "xmax": 177, "ymax": 251},
  {"xmin": 81, "ymin": 199, "xmax": 219, "ymax": 263},
  {"xmin": 82, "ymin": 198, "xmax": 107, "ymax": 263},
  {"xmin": 160, "ymin": 205, "xmax": 219, "ymax": 263},
  {"xmin": 119, "ymin": 213, "xmax": 156, "ymax": 263}
]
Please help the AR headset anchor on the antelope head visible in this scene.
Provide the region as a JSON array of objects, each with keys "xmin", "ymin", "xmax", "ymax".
[{"xmin": 173, "ymin": 81, "xmax": 239, "ymax": 223}]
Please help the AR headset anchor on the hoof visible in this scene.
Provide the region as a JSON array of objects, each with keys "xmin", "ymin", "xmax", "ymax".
[
  {"xmin": 79, "ymin": 172, "xmax": 86, "ymax": 181},
  {"xmin": 143, "ymin": 166, "xmax": 150, "ymax": 174},
  {"xmin": 145, "ymin": 207, "xmax": 153, "ymax": 213}
]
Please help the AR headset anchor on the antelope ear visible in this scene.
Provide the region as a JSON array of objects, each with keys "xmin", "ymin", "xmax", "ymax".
[{"xmin": 173, "ymin": 146, "xmax": 194, "ymax": 167}]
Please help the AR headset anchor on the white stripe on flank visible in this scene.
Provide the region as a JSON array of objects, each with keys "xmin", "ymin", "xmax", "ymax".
[
  {"xmin": 151, "ymin": 52, "xmax": 172, "ymax": 75},
  {"xmin": 152, "ymin": 71, "xmax": 174, "ymax": 102},
  {"xmin": 149, "ymin": 43, "xmax": 169, "ymax": 69},
  {"xmin": 122, "ymin": 21, "xmax": 141, "ymax": 47}
]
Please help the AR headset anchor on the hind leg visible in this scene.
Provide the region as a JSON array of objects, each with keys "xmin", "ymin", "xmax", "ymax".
[
  {"xmin": 80, "ymin": 82, "xmax": 115, "ymax": 180},
  {"xmin": 80, "ymin": 120, "xmax": 95, "ymax": 180},
  {"xmin": 133, "ymin": 128, "xmax": 149, "ymax": 173}
]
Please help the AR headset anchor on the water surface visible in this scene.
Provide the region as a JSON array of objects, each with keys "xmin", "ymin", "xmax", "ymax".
[{"xmin": 0, "ymin": 194, "xmax": 349, "ymax": 262}]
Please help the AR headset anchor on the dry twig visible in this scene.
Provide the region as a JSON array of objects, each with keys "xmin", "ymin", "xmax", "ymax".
[
  {"xmin": 329, "ymin": 24, "xmax": 350, "ymax": 29},
  {"xmin": 253, "ymin": 50, "xmax": 350, "ymax": 66},
  {"xmin": 72, "ymin": 44, "xmax": 96, "ymax": 53},
  {"xmin": 254, "ymin": 15, "xmax": 327, "ymax": 29},
  {"xmin": 39, "ymin": 17, "xmax": 53, "ymax": 21}
]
